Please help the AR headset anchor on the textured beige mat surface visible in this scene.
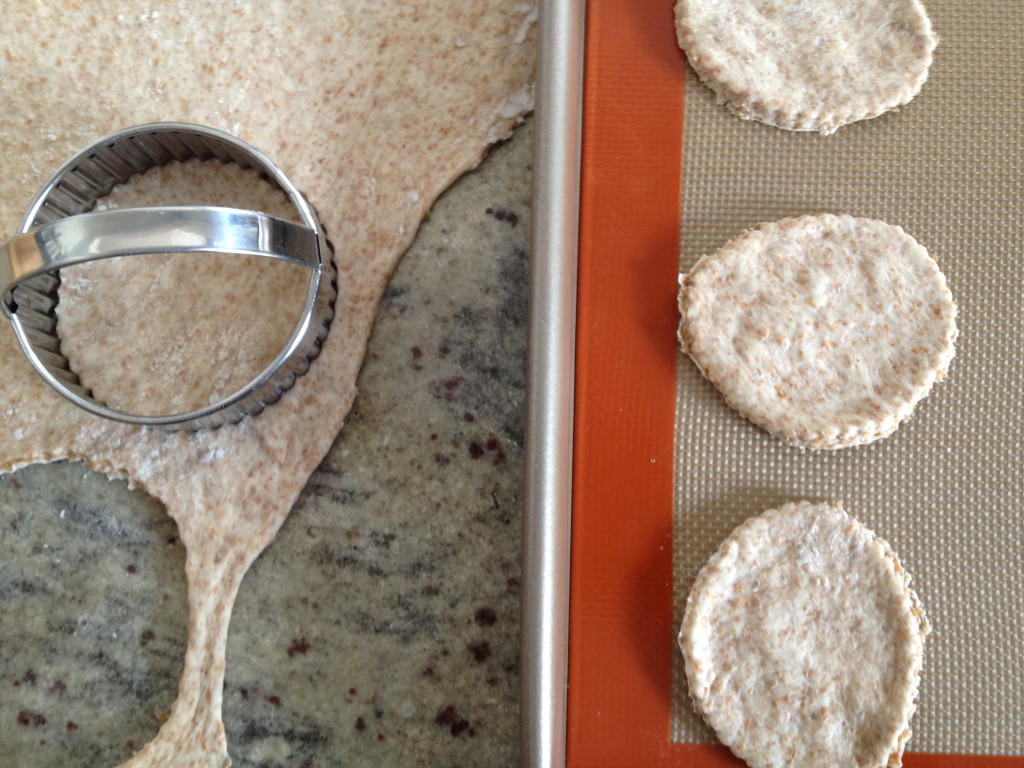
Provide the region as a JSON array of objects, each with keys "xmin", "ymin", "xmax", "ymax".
[{"xmin": 671, "ymin": 2, "xmax": 1022, "ymax": 756}]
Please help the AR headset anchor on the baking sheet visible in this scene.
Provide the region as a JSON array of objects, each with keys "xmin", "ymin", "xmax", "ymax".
[
  {"xmin": 564, "ymin": 0, "xmax": 1023, "ymax": 765},
  {"xmin": 522, "ymin": 1, "xmax": 584, "ymax": 767},
  {"xmin": 670, "ymin": 3, "xmax": 1023, "ymax": 753}
]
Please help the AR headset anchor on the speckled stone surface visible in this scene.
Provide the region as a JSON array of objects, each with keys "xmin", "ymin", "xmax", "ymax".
[{"xmin": 0, "ymin": 118, "xmax": 532, "ymax": 768}]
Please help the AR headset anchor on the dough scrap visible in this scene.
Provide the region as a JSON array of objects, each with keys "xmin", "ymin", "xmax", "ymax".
[
  {"xmin": 678, "ymin": 214, "xmax": 957, "ymax": 450},
  {"xmin": 674, "ymin": 0, "xmax": 937, "ymax": 134},
  {"xmin": 0, "ymin": 3, "xmax": 536, "ymax": 766},
  {"xmin": 679, "ymin": 500, "xmax": 930, "ymax": 768}
]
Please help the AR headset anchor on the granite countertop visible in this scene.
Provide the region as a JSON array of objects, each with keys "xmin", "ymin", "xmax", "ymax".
[{"xmin": 0, "ymin": 118, "xmax": 533, "ymax": 768}]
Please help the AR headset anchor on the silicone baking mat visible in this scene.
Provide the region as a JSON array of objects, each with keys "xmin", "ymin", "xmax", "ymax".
[{"xmin": 567, "ymin": 1, "xmax": 1022, "ymax": 766}]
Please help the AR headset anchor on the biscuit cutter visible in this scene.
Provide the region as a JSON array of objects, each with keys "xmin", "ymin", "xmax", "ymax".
[{"xmin": 0, "ymin": 122, "xmax": 336, "ymax": 430}]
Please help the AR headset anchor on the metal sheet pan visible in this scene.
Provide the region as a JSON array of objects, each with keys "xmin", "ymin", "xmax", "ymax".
[
  {"xmin": 521, "ymin": 2, "xmax": 585, "ymax": 768},
  {"xmin": 525, "ymin": 0, "xmax": 1022, "ymax": 766}
]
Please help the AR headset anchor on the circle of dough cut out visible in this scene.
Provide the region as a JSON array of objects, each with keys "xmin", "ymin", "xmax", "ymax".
[
  {"xmin": 678, "ymin": 214, "xmax": 957, "ymax": 450},
  {"xmin": 674, "ymin": 0, "xmax": 937, "ymax": 133},
  {"xmin": 679, "ymin": 500, "xmax": 929, "ymax": 768}
]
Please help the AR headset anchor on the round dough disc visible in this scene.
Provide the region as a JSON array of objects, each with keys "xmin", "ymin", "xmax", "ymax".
[
  {"xmin": 674, "ymin": 0, "xmax": 937, "ymax": 133},
  {"xmin": 679, "ymin": 500, "xmax": 930, "ymax": 768},
  {"xmin": 678, "ymin": 214, "xmax": 957, "ymax": 450}
]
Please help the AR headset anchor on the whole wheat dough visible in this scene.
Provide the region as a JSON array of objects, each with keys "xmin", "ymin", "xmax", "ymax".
[
  {"xmin": 679, "ymin": 500, "xmax": 930, "ymax": 768},
  {"xmin": 0, "ymin": 3, "xmax": 536, "ymax": 767},
  {"xmin": 678, "ymin": 214, "xmax": 957, "ymax": 449},
  {"xmin": 674, "ymin": 0, "xmax": 937, "ymax": 134}
]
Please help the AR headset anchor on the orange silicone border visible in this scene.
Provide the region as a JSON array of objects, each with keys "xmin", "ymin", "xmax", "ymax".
[{"xmin": 566, "ymin": 2, "xmax": 1022, "ymax": 767}]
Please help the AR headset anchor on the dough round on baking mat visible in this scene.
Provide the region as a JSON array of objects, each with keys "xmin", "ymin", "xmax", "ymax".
[
  {"xmin": 678, "ymin": 214, "xmax": 957, "ymax": 450},
  {"xmin": 679, "ymin": 501, "xmax": 929, "ymax": 768},
  {"xmin": 674, "ymin": 0, "xmax": 937, "ymax": 133}
]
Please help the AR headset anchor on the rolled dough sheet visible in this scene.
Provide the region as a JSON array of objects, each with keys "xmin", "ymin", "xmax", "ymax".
[{"xmin": 0, "ymin": 3, "xmax": 536, "ymax": 766}]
